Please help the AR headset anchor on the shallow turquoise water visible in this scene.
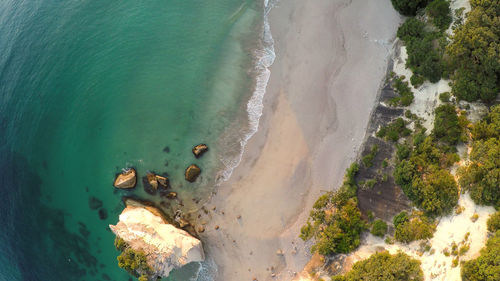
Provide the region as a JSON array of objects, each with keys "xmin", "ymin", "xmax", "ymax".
[{"xmin": 0, "ymin": 0, "xmax": 265, "ymax": 280}]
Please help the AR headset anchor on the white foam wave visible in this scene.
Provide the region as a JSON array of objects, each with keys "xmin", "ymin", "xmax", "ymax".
[{"xmin": 217, "ymin": 0, "xmax": 276, "ymax": 183}]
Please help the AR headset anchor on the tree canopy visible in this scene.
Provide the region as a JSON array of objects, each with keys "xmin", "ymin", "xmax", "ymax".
[
  {"xmin": 447, "ymin": 0, "xmax": 499, "ymax": 102},
  {"xmin": 459, "ymin": 105, "xmax": 500, "ymax": 208},
  {"xmin": 300, "ymin": 163, "xmax": 366, "ymax": 256},
  {"xmin": 391, "ymin": 0, "xmax": 430, "ymax": 16},
  {"xmin": 333, "ymin": 251, "xmax": 424, "ymax": 281},
  {"xmin": 462, "ymin": 231, "xmax": 500, "ymax": 281}
]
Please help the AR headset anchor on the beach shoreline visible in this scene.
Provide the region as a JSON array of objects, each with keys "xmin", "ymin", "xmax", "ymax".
[{"xmin": 201, "ymin": 1, "xmax": 401, "ymax": 280}]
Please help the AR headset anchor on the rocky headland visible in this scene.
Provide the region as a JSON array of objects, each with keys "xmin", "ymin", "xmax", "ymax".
[{"xmin": 109, "ymin": 199, "xmax": 204, "ymax": 279}]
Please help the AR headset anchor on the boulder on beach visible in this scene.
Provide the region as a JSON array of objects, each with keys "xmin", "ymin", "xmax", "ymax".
[
  {"xmin": 185, "ymin": 164, "xmax": 201, "ymax": 182},
  {"xmin": 192, "ymin": 144, "xmax": 208, "ymax": 158},
  {"xmin": 113, "ymin": 169, "xmax": 137, "ymax": 189},
  {"xmin": 109, "ymin": 201, "xmax": 204, "ymax": 279}
]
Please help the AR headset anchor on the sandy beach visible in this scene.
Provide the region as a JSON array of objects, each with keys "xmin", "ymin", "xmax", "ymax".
[{"xmin": 202, "ymin": 1, "xmax": 401, "ymax": 280}]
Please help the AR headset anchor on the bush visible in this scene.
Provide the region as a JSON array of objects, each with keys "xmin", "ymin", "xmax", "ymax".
[
  {"xmin": 426, "ymin": 0, "xmax": 452, "ymax": 30},
  {"xmin": 410, "ymin": 74, "xmax": 425, "ymax": 88},
  {"xmin": 362, "ymin": 145, "xmax": 379, "ymax": 168},
  {"xmin": 371, "ymin": 219, "xmax": 388, "ymax": 237},
  {"xmin": 394, "ymin": 211, "xmax": 436, "ymax": 243},
  {"xmin": 300, "ymin": 163, "xmax": 366, "ymax": 256},
  {"xmin": 439, "ymin": 92, "xmax": 451, "ymax": 102},
  {"xmin": 391, "ymin": 0, "xmax": 430, "ymax": 16},
  {"xmin": 389, "ymin": 75, "xmax": 415, "ymax": 106},
  {"xmin": 335, "ymin": 251, "xmax": 423, "ymax": 280},
  {"xmin": 461, "ymin": 231, "xmax": 500, "ymax": 280},
  {"xmin": 377, "ymin": 118, "xmax": 411, "ymax": 142},
  {"xmin": 432, "ymin": 104, "xmax": 462, "ymax": 145},
  {"xmin": 117, "ymin": 248, "xmax": 152, "ymax": 278},
  {"xmin": 459, "ymin": 105, "xmax": 500, "ymax": 208},
  {"xmin": 487, "ymin": 212, "xmax": 500, "ymax": 233},
  {"xmin": 447, "ymin": 0, "xmax": 499, "ymax": 103},
  {"xmin": 397, "ymin": 18, "xmax": 427, "ymax": 42}
]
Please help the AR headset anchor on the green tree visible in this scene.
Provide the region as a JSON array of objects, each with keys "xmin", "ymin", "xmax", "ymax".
[
  {"xmin": 446, "ymin": 0, "xmax": 499, "ymax": 102},
  {"xmin": 371, "ymin": 219, "xmax": 388, "ymax": 237},
  {"xmin": 391, "ymin": 0, "xmax": 430, "ymax": 16},
  {"xmin": 395, "ymin": 211, "xmax": 436, "ymax": 243},
  {"xmin": 337, "ymin": 251, "xmax": 424, "ymax": 281},
  {"xmin": 462, "ymin": 231, "xmax": 500, "ymax": 281},
  {"xmin": 459, "ymin": 105, "xmax": 500, "ymax": 208},
  {"xmin": 433, "ymin": 104, "xmax": 462, "ymax": 146},
  {"xmin": 426, "ymin": 0, "xmax": 452, "ymax": 30},
  {"xmin": 488, "ymin": 212, "xmax": 500, "ymax": 233}
]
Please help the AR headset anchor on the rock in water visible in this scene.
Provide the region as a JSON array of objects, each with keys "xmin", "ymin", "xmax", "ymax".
[
  {"xmin": 185, "ymin": 164, "xmax": 201, "ymax": 182},
  {"xmin": 192, "ymin": 144, "xmax": 208, "ymax": 158},
  {"xmin": 109, "ymin": 203, "xmax": 204, "ymax": 278},
  {"xmin": 147, "ymin": 172, "xmax": 158, "ymax": 190},
  {"xmin": 113, "ymin": 169, "xmax": 137, "ymax": 189},
  {"xmin": 156, "ymin": 175, "xmax": 169, "ymax": 188}
]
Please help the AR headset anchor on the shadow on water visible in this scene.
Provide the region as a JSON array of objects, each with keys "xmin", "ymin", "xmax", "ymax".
[{"xmin": 0, "ymin": 151, "xmax": 99, "ymax": 281}]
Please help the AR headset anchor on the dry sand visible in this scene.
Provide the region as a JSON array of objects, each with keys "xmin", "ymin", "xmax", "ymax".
[{"xmin": 202, "ymin": 1, "xmax": 401, "ymax": 280}]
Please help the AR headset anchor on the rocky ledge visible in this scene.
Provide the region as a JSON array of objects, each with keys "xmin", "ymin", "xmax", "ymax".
[{"xmin": 109, "ymin": 200, "xmax": 204, "ymax": 278}]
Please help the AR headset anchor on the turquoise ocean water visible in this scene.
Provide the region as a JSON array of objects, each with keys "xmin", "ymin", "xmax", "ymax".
[{"xmin": 0, "ymin": 0, "xmax": 274, "ymax": 280}]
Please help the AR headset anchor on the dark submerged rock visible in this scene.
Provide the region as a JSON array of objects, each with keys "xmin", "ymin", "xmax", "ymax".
[
  {"xmin": 88, "ymin": 196, "xmax": 103, "ymax": 210},
  {"xmin": 185, "ymin": 164, "xmax": 201, "ymax": 182},
  {"xmin": 98, "ymin": 208, "xmax": 108, "ymax": 220}
]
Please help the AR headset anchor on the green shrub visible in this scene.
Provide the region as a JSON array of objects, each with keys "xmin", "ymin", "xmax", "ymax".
[
  {"xmin": 117, "ymin": 248, "xmax": 152, "ymax": 278},
  {"xmin": 426, "ymin": 0, "xmax": 452, "ymax": 30},
  {"xmin": 459, "ymin": 105, "xmax": 500, "ymax": 208},
  {"xmin": 114, "ymin": 237, "xmax": 127, "ymax": 251},
  {"xmin": 461, "ymin": 231, "xmax": 500, "ymax": 280},
  {"xmin": 335, "ymin": 251, "xmax": 423, "ymax": 280},
  {"xmin": 394, "ymin": 211, "xmax": 436, "ymax": 243},
  {"xmin": 410, "ymin": 74, "xmax": 425, "ymax": 87},
  {"xmin": 300, "ymin": 163, "xmax": 366, "ymax": 256},
  {"xmin": 397, "ymin": 18, "xmax": 427, "ymax": 42},
  {"xmin": 433, "ymin": 104, "xmax": 462, "ymax": 145},
  {"xmin": 389, "ymin": 75, "xmax": 415, "ymax": 106},
  {"xmin": 439, "ymin": 92, "xmax": 451, "ymax": 102},
  {"xmin": 362, "ymin": 145, "xmax": 379, "ymax": 168},
  {"xmin": 487, "ymin": 212, "xmax": 500, "ymax": 232},
  {"xmin": 377, "ymin": 118, "xmax": 411, "ymax": 141},
  {"xmin": 391, "ymin": 0, "xmax": 430, "ymax": 16},
  {"xmin": 447, "ymin": 0, "xmax": 499, "ymax": 103},
  {"xmin": 371, "ymin": 219, "xmax": 388, "ymax": 237}
]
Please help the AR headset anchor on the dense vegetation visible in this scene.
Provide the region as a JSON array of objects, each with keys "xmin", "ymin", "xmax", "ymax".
[
  {"xmin": 488, "ymin": 211, "xmax": 500, "ymax": 233},
  {"xmin": 432, "ymin": 104, "xmax": 463, "ymax": 146},
  {"xmin": 458, "ymin": 105, "xmax": 500, "ymax": 208},
  {"xmin": 114, "ymin": 237, "xmax": 152, "ymax": 281},
  {"xmin": 300, "ymin": 163, "xmax": 366, "ymax": 256},
  {"xmin": 332, "ymin": 251, "xmax": 423, "ymax": 281},
  {"xmin": 426, "ymin": 0, "xmax": 452, "ymax": 30},
  {"xmin": 371, "ymin": 219, "xmax": 388, "ymax": 237},
  {"xmin": 389, "ymin": 75, "xmax": 414, "ymax": 106},
  {"xmin": 447, "ymin": 0, "xmax": 499, "ymax": 103},
  {"xmin": 394, "ymin": 134, "xmax": 459, "ymax": 216},
  {"xmin": 461, "ymin": 231, "xmax": 500, "ymax": 281},
  {"xmin": 377, "ymin": 118, "xmax": 412, "ymax": 141},
  {"xmin": 397, "ymin": 17, "xmax": 446, "ymax": 83},
  {"xmin": 393, "ymin": 211, "xmax": 436, "ymax": 243},
  {"xmin": 391, "ymin": 0, "xmax": 429, "ymax": 16}
]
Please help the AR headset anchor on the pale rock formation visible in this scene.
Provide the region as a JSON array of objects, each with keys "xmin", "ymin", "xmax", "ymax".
[{"xmin": 109, "ymin": 203, "xmax": 204, "ymax": 278}]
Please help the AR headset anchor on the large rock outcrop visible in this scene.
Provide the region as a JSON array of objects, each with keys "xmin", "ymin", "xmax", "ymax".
[
  {"xmin": 109, "ymin": 201, "xmax": 204, "ymax": 278},
  {"xmin": 113, "ymin": 168, "xmax": 137, "ymax": 188}
]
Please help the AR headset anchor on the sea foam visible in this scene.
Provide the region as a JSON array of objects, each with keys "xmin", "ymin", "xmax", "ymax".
[{"xmin": 217, "ymin": 0, "xmax": 276, "ymax": 183}]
